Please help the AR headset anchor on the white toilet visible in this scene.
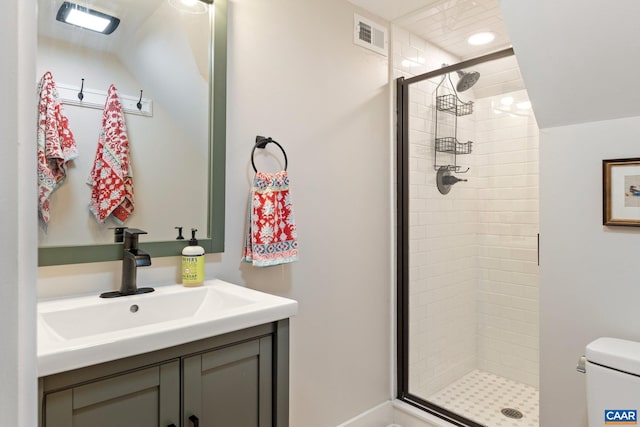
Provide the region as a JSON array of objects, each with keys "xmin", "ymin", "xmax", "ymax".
[{"xmin": 582, "ymin": 337, "xmax": 640, "ymax": 426}]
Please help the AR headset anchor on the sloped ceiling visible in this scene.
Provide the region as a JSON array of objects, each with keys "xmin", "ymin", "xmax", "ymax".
[{"xmin": 499, "ymin": 0, "xmax": 640, "ymax": 129}]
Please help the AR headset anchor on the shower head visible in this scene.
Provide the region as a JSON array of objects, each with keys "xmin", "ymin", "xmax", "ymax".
[{"xmin": 455, "ymin": 70, "xmax": 480, "ymax": 92}]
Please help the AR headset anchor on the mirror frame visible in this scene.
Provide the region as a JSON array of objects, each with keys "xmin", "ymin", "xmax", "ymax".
[{"xmin": 38, "ymin": 0, "xmax": 227, "ymax": 266}]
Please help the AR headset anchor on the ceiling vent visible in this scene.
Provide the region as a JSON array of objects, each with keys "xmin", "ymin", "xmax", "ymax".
[{"xmin": 354, "ymin": 14, "xmax": 387, "ymax": 57}]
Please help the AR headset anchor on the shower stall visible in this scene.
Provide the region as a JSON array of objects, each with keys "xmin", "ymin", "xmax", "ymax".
[{"xmin": 396, "ymin": 45, "xmax": 540, "ymax": 427}]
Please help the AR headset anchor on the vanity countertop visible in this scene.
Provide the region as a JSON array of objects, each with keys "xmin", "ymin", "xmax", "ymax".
[{"xmin": 38, "ymin": 279, "xmax": 298, "ymax": 377}]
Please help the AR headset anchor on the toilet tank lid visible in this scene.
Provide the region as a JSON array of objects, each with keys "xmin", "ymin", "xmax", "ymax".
[{"xmin": 586, "ymin": 337, "xmax": 640, "ymax": 375}]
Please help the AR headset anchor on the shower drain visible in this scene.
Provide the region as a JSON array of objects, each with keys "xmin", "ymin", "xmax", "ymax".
[{"xmin": 501, "ymin": 408, "xmax": 524, "ymax": 419}]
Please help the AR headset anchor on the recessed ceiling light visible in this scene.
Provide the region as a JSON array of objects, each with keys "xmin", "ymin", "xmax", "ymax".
[
  {"xmin": 517, "ymin": 101, "xmax": 532, "ymax": 110},
  {"xmin": 500, "ymin": 96, "xmax": 514, "ymax": 106},
  {"xmin": 467, "ymin": 32, "xmax": 495, "ymax": 46},
  {"xmin": 56, "ymin": 2, "xmax": 120, "ymax": 34},
  {"xmin": 168, "ymin": 0, "xmax": 209, "ymax": 14}
]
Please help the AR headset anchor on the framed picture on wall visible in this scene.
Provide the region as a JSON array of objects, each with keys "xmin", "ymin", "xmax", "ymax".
[{"xmin": 603, "ymin": 158, "xmax": 640, "ymax": 226}]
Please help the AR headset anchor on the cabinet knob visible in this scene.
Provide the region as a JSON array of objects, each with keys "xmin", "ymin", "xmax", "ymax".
[{"xmin": 189, "ymin": 414, "xmax": 200, "ymax": 427}]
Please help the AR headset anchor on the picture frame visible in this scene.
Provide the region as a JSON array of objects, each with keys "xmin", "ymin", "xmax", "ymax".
[{"xmin": 603, "ymin": 158, "xmax": 640, "ymax": 226}]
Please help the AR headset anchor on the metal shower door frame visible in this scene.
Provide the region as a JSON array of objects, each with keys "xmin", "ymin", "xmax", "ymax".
[{"xmin": 395, "ymin": 47, "xmax": 515, "ymax": 427}]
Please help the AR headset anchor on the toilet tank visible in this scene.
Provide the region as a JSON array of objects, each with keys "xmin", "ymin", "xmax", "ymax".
[{"xmin": 585, "ymin": 337, "xmax": 640, "ymax": 427}]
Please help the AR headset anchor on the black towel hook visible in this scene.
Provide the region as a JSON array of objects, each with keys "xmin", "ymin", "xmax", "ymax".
[
  {"xmin": 251, "ymin": 135, "xmax": 288, "ymax": 172},
  {"xmin": 77, "ymin": 78, "xmax": 85, "ymax": 101},
  {"xmin": 136, "ymin": 90, "xmax": 143, "ymax": 110}
]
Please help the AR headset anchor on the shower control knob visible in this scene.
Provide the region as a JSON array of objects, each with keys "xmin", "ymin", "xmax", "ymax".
[
  {"xmin": 436, "ymin": 166, "xmax": 468, "ymax": 195},
  {"xmin": 443, "ymin": 175, "xmax": 467, "ymax": 185}
]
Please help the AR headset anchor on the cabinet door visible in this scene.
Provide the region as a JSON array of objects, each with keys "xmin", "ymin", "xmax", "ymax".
[
  {"xmin": 44, "ymin": 361, "xmax": 180, "ymax": 427},
  {"xmin": 183, "ymin": 337, "xmax": 273, "ymax": 427}
]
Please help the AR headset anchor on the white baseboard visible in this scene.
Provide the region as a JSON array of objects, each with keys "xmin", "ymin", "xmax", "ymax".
[
  {"xmin": 335, "ymin": 401, "xmax": 394, "ymax": 427},
  {"xmin": 392, "ymin": 400, "xmax": 456, "ymax": 427},
  {"xmin": 336, "ymin": 400, "xmax": 458, "ymax": 427}
]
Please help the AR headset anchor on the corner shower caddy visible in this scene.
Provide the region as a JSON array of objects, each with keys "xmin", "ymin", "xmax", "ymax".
[{"xmin": 434, "ymin": 91, "xmax": 473, "ymax": 172}]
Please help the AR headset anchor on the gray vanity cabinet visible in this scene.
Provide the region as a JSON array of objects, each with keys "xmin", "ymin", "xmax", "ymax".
[
  {"xmin": 43, "ymin": 361, "xmax": 180, "ymax": 427},
  {"xmin": 39, "ymin": 320, "xmax": 289, "ymax": 427},
  {"xmin": 183, "ymin": 337, "xmax": 273, "ymax": 426}
]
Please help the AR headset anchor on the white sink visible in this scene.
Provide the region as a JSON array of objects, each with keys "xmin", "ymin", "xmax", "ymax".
[{"xmin": 38, "ymin": 279, "xmax": 298, "ymax": 377}]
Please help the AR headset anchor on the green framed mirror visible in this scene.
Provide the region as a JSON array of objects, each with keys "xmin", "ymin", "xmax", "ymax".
[{"xmin": 37, "ymin": 0, "xmax": 226, "ymax": 266}]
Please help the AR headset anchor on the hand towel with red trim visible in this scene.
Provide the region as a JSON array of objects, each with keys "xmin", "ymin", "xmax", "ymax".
[
  {"xmin": 87, "ymin": 84, "xmax": 134, "ymax": 224},
  {"xmin": 242, "ymin": 170, "xmax": 298, "ymax": 266},
  {"xmin": 37, "ymin": 71, "xmax": 79, "ymax": 231}
]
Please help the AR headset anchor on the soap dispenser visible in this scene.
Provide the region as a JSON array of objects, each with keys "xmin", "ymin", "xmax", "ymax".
[{"xmin": 182, "ymin": 228, "xmax": 205, "ymax": 287}]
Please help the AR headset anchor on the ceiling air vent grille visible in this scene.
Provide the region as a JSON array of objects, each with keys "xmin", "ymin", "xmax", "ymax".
[{"xmin": 354, "ymin": 14, "xmax": 387, "ymax": 57}]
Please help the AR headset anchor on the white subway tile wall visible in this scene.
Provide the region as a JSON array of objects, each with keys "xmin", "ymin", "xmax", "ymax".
[
  {"xmin": 392, "ymin": 24, "xmax": 539, "ymax": 399},
  {"xmin": 474, "ymin": 94, "xmax": 539, "ymax": 388}
]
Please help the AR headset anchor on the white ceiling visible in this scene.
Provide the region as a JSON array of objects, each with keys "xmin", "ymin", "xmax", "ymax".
[
  {"xmin": 346, "ymin": 0, "xmax": 436, "ymax": 23},
  {"xmin": 348, "ymin": 0, "xmax": 523, "ymax": 99},
  {"xmin": 348, "ymin": 0, "xmax": 511, "ymax": 59}
]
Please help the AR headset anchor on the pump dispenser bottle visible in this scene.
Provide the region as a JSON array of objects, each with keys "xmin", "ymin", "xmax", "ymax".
[{"xmin": 182, "ymin": 228, "xmax": 205, "ymax": 287}]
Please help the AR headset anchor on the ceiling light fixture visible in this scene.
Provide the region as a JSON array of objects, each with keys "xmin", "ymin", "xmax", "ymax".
[
  {"xmin": 56, "ymin": 1, "xmax": 120, "ymax": 34},
  {"xmin": 500, "ymin": 96, "xmax": 514, "ymax": 106},
  {"xmin": 168, "ymin": 0, "xmax": 209, "ymax": 14},
  {"xmin": 467, "ymin": 32, "xmax": 495, "ymax": 46},
  {"xmin": 517, "ymin": 101, "xmax": 532, "ymax": 110}
]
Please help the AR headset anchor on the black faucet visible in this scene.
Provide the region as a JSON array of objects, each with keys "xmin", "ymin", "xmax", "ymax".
[{"xmin": 100, "ymin": 228, "xmax": 154, "ymax": 298}]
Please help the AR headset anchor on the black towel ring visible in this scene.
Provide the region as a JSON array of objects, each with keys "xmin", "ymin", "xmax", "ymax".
[{"xmin": 251, "ymin": 135, "xmax": 288, "ymax": 172}]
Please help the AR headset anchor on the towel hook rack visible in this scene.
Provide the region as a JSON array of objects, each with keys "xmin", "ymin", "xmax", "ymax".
[
  {"xmin": 136, "ymin": 90, "xmax": 143, "ymax": 110},
  {"xmin": 77, "ymin": 78, "xmax": 85, "ymax": 101},
  {"xmin": 251, "ymin": 135, "xmax": 288, "ymax": 172}
]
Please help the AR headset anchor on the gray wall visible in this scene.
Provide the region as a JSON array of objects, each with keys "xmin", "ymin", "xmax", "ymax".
[
  {"xmin": 221, "ymin": 0, "xmax": 392, "ymax": 424},
  {"xmin": 539, "ymin": 117, "xmax": 640, "ymax": 427}
]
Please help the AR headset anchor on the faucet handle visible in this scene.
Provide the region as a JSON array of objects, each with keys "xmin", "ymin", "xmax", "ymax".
[
  {"xmin": 123, "ymin": 228, "xmax": 148, "ymax": 250},
  {"xmin": 124, "ymin": 228, "xmax": 148, "ymax": 236}
]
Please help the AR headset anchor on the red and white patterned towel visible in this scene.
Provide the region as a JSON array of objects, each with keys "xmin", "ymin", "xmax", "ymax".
[
  {"xmin": 242, "ymin": 170, "xmax": 298, "ymax": 266},
  {"xmin": 37, "ymin": 71, "xmax": 79, "ymax": 231},
  {"xmin": 87, "ymin": 84, "xmax": 134, "ymax": 224}
]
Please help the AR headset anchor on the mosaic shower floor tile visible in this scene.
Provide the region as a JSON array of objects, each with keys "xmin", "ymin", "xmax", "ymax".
[{"xmin": 427, "ymin": 370, "xmax": 539, "ymax": 427}]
